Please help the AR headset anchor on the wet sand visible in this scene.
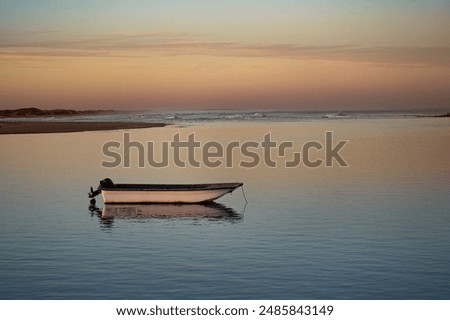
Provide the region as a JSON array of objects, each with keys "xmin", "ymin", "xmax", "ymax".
[{"xmin": 0, "ymin": 121, "xmax": 166, "ymax": 134}]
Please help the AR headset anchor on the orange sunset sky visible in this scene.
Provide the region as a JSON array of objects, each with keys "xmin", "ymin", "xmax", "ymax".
[{"xmin": 1, "ymin": 0, "xmax": 449, "ymax": 110}]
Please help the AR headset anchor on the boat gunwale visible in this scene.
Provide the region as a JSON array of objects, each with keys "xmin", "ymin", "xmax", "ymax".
[{"xmin": 100, "ymin": 182, "xmax": 243, "ymax": 192}]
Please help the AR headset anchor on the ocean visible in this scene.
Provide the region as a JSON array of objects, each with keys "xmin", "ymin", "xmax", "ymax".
[{"xmin": 1, "ymin": 109, "xmax": 446, "ymax": 124}]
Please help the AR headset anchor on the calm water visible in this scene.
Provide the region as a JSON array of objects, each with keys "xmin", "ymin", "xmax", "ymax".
[{"xmin": 0, "ymin": 119, "xmax": 449, "ymax": 299}]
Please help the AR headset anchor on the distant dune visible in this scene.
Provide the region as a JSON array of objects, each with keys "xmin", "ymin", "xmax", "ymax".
[
  {"xmin": 416, "ymin": 112, "xmax": 450, "ymax": 118},
  {"xmin": 0, "ymin": 107, "xmax": 114, "ymax": 118}
]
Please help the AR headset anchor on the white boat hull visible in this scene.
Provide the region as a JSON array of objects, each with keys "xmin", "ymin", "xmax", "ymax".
[{"xmin": 101, "ymin": 188, "xmax": 235, "ymax": 204}]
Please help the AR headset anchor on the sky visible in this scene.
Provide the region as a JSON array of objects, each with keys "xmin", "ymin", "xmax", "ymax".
[{"xmin": 0, "ymin": 0, "xmax": 449, "ymax": 110}]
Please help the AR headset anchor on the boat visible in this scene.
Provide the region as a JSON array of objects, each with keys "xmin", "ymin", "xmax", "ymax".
[{"xmin": 89, "ymin": 178, "xmax": 243, "ymax": 204}]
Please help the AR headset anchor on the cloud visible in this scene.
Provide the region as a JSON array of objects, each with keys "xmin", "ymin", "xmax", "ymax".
[{"xmin": 1, "ymin": 32, "xmax": 449, "ymax": 67}]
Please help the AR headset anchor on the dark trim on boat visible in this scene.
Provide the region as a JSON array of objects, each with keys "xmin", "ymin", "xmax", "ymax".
[{"xmin": 100, "ymin": 182, "xmax": 243, "ymax": 192}]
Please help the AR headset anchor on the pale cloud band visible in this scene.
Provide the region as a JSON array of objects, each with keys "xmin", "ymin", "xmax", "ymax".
[{"xmin": 1, "ymin": 32, "xmax": 450, "ymax": 68}]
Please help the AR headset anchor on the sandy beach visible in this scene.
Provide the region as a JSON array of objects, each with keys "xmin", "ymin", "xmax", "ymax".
[{"xmin": 0, "ymin": 121, "xmax": 166, "ymax": 134}]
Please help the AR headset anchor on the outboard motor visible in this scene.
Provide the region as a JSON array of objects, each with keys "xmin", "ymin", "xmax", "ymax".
[
  {"xmin": 99, "ymin": 178, "xmax": 114, "ymax": 188},
  {"xmin": 89, "ymin": 178, "xmax": 114, "ymax": 198}
]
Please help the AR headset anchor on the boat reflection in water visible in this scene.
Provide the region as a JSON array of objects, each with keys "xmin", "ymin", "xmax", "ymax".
[{"xmin": 91, "ymin": 202, "xmax": 243, "ymax": 226}]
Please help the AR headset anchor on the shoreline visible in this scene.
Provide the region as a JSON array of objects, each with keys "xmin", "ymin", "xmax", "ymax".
[
  {"xmin": 1, "ymin": 113, "xmax": 448, "ymax": 135},
  {"xmin": 0, "ymin": 121, "xmax": 166, "ymax": 135}
]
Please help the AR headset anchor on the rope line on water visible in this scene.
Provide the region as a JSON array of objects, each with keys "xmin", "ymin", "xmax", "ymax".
[{"xmin": 241, "ymin": 185, "xmax": 248, "ymax": 204}]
